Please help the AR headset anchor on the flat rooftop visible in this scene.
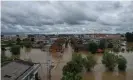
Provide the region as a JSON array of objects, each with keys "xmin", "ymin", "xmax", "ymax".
[{"xmin": 1, "ymin": 60, "xmax": 34, "ymax": 80}]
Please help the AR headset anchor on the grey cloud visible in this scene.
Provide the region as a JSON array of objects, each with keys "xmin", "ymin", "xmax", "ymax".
[{"xmin": 1, "ymin": 1, "xmax": 133, "ymax": 33}]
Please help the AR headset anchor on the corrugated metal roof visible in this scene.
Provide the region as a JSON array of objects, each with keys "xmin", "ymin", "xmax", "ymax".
[{"xmin": 1, "ymin": 60, "xmax": 35, "ymax": 80}]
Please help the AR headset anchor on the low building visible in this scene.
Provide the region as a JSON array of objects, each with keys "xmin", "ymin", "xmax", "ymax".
[
  {"xmin": 1, "ymin": 60, "xmax": 40, "ymax": 80},
  {"xmin": 1, "ymin": 35, "xmax": 17, "ymax": 41}
]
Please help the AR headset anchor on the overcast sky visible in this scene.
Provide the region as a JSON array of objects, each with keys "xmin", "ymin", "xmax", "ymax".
[{"xmin": 1, "ymin": 1, "xmax": 133, "ymax": 34}]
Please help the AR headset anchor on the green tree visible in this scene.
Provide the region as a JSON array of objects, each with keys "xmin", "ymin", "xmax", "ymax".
[
  {"xmin": 72, "ymin": 53, "xmax": 83, "ymax": 66},
  {"xmin": 65, "ymin": 40, "xmax": 68, "ymax": 48},
  {"xmin": 83, "ymin": 55, "xmax": 96, "ymax": 71},
  {"xmin": 23, "ymin": 40, "xmax": 32, "ymax": 48},
  {"xmin": 113, "ymin": 47, "xmax": 120, "ymax": 53},
  {"xmin": 89, "ymin": 42, "xmax": 98, "ymax": 54},
  {"xmin": 62, "ymin": 54, "xmax": 83, "ymax": 80},
  {"xmin": 99, "ymin": 39, "xmax": 105, "ymax": 49},
  {"xmin": 63, "ymin": 61, "xmax": 82, "ymax": 75},
  {"xmin": 5, "ymin": 40, "xmax": 15, "ymax": 47},
  {"xmin": 10, "ymin": 45, "xmax": 21, "ymax": 55},
  {"xmin": 102, "ymin": 52, "xmax": 118, "ymax": 71},
  {"xmin": 125, "ymin": 32, "xmax": 133, "ymax": 42},
  {"xmin": 31, "ymin": 37, "xmax": 35, "ymax": 42},
  {"xmin": 117, "ymin": 55, "xmax": 127, "ymax": 71},
  {"xmin": 24, "ymin": 40, "xmax": 32, "ymax": 61},
  {"xmin": 107, "ymin": 43, "xmax": 113, "ymax": 48},
  {"xmin": 22, "ymin": 39, "xmax": 32, "ymax": 61},
  {"xmin": 16, "ymin": 37, "xmax": 21, "ymax": 45}
]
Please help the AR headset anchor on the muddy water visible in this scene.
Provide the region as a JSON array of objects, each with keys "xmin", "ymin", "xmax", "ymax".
[
  {"xmin": 4, "ymin": 46, "xmax": 133, "ymax": 80},
  {"xmin": 4, "ymin": 45, "xmax": 72, "ymax": 80},
  {"xmin": 83, "ymin": 52, "xmax": 133, "ymax": 80}
]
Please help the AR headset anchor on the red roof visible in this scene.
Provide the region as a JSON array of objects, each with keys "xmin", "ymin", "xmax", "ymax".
[{"xmin": 97, "ymin": 49, "xmax": 104, "ymax": 53}]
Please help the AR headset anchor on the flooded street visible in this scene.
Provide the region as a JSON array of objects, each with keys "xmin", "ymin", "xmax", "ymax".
[{"xmin": 4, "ymin": 44, "xmax": 133, "ymax": 80}]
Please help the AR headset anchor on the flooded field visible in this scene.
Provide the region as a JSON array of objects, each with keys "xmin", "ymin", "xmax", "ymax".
[{"xmin": 4, "ymin": 44, "xmax": 133, "ymax": 80}]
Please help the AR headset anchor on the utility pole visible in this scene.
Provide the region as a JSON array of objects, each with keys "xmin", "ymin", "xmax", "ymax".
[{"xmin": 45, "ymin": 45, "xmax": 52, "ymax": 80}]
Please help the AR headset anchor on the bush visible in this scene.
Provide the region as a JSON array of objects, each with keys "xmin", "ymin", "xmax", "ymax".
[
  {"xmin": 83, "ymin": 55, "xmax": 96, "ymax": 71},
  {"xmin": 10, "ymin": 45, "xmax": 21, "ymax": 55},
  {"xmin": 23, "ymin": 41, "xmax": 32, "ymax": 48},
  {"xmin": 16, "ymin": 38, "xmax": 21, "ymax": 45},
  {"xmin": 72, "ymin": 53, "xmax": 83, "ymax": 65},
  {"xmin": 62, "ymin": 53, "xmax": 83, "ymax": 80},
  {"xmin": 102, "ymin": 52, "xmax": 118, "ymax": 71},
  {"xmin": 63, "ymin": 54, "xmax": 83, "ymax": 75},
  {"xmin": 99, "ymin": 39, "xmax": 106, "ymax": 49},
  {"xmin": 113, "ymin": 47, "xmax": 120, "ymax": 53},
  {"xmin": 62, "ymin": 61, "xmax": 82, "ymax": 75},
  {"xmin": 62, "ymin": 53, "xmax": 97, "ymax": 80},
  {"xmin": 117, "ymin": 55, "xmax": 127, "ymax": 71},
  {"xmin": 108, "ymin": 43, "xmax": 113, "ymax": 48}
]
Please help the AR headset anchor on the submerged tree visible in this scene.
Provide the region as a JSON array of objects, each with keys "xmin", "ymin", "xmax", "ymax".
[
  {"xmin": 24, "ymin": 40, "xmax": 32, "ymax": 48},
  {"xmin": 117, "ymin": 55, "xmax": 127, "ymax": 71},
  {"xmin": 23, "ymin": 40, "xmax": 32, "ymax": 61},
  {"xmin": 107, "ymin": 43, "xmax": 113, "ymax": 48},
  {"xmin": 83, "ymin": 55, "xmax": 96, "ymax": 71},
  {"xmin": 72, "ymin": 53, "xmax": 84, "ymax": 66},
  {"xmin": 62, "ymin": 72, "xmax": 82, "ymax": 80},
  {"xmin": 125, "ymin": 32, "xmax": 133, "ymax": 42},
  {"xmin": 88, "ymin": 42, "xmax": 98, "ymax": 54},
  {"xmin": 62, "ymin": 53, "xmax": 97, "ymax": 80},
  {"xmin": 62, "ymin": 53, "xmax": 83, "ymax": 80},
  {"xmin": 113, "ymin": 47, "xmax": 120, "ymax": 53},
  {"xmin": 102, "ymin": 52, "xmax": 118, "ymax": 71},
  {"xmin": 99, "ymin": 39, "xmax": 106, "ymax": 49},
  {"xmin": 16, "ymin": 37, "xmax": 21, "ymax": 45},
  {"xmin": 10, "ymin": 45, "xmax": 21, "ymax": 55},
  {"xmin": 65, "ymin": 40, "xmax": 69, "ymax": 48},
  {"xmin": 63, "ymin": 60, "xmax": 82, "ymax": 75}
]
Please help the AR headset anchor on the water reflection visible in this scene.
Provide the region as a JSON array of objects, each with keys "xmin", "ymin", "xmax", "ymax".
[
  {"xmin": 102, "ymin": 71, "xmax": 119, "ymax": 80},
  {"xmin": 118, "ymin": 72, "xmax": 126, "ymax": 80},
  {"xmin": 24, "ymin": 47, "xmax": 32, "ymax": 60},
  {"xmin": 82, "ymin": 72, "xmax": 95, "ymax": 80}
]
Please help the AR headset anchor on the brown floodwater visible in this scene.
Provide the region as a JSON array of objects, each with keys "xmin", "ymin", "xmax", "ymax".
[
  {"xmin": 82, "ymin": 52, "xmax": 133, "ymax": 80},
  {"xmin": 4, "ymin": 45, "xmax": 133, "ymax": 80}
]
